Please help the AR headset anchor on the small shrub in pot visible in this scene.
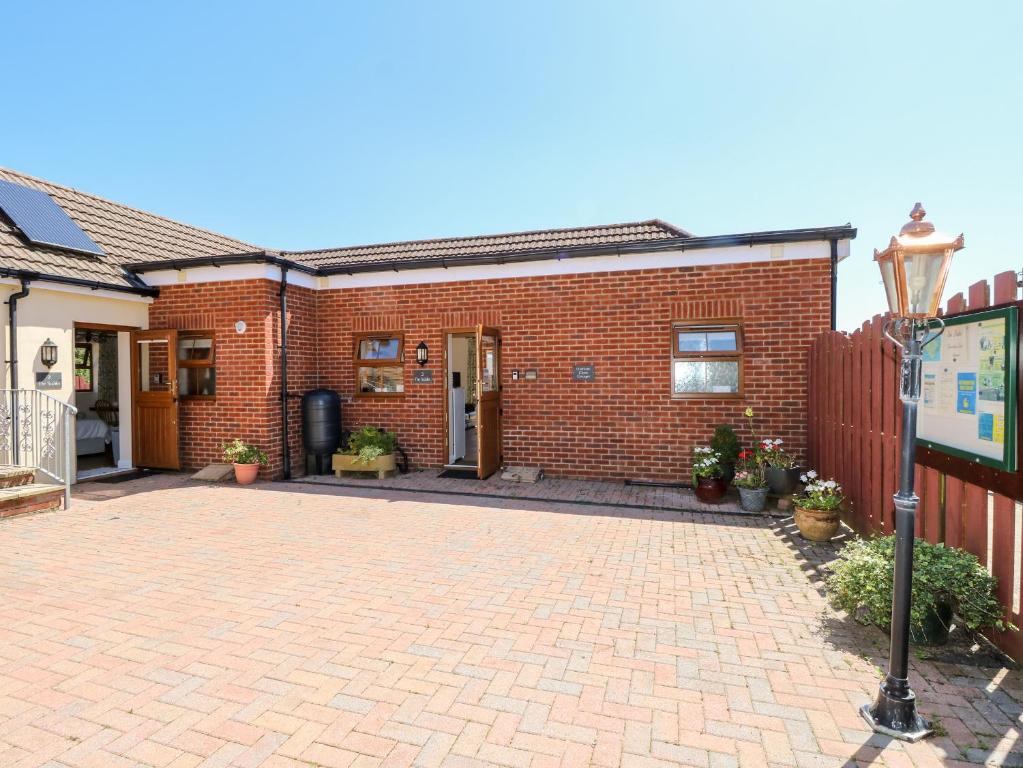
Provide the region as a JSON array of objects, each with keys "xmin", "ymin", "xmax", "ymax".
[
  {"xmin": 710, "ymin": 424, "xmax": 740, "ymax": 483},
  {"xmin": 733, "ymin": 448, "xmax": 769, "ymax": 513},
  {"xmin": 691, "ymin": 446, "xmax": 727, "ymax": 503},
  {"xmin": 223, "ymin": 439, "xmax": 269, "ymax": 485},
  {"xmin": 792, "ymin": 469, "xmax": 843, "ymax": 541}
]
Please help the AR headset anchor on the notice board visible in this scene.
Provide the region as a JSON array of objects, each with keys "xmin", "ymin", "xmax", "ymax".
[{"xmin": 917, "ymin": 305, "xmax": 1018, "ymax": 470}]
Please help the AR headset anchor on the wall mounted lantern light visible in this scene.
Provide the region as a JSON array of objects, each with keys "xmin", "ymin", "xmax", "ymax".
[
  {"xmin": 40, "ymin": 338, "xmax": 58, "ymax": 369},
  {"xmin": 416, "ymin": 341, "xmax": 429, "ymax": 366}
]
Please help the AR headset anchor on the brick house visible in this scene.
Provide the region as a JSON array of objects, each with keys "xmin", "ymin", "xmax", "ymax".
[{"xmin": 0, "ymin": 166, "xmax": 855, "ymax": 484}]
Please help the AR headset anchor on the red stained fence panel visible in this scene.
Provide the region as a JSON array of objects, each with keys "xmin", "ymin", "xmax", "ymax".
[{"xmin": 809, "ymin": 271, "xmax": 1022, "ymax": 660}]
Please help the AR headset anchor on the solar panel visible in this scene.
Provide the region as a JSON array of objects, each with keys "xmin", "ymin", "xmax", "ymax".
[{"xmin": 0, "ymin": 179, "xmax": 105, "ymax": 257}]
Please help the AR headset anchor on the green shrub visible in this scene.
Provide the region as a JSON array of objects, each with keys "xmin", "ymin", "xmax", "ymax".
[
  {"xmin": 342, "ymin": 426, "xmax": 397, "ymax": 465},
  {"xmin": 222, "ymin": 439, "xmax": 268, "ymax": 465},
  {"xmin": 710, "ymin": 424, "xmax": 740, "ymax": 468},
  {"xmin": 826, "ymin": 536, "xmax": 1014, "ymax": 636}
]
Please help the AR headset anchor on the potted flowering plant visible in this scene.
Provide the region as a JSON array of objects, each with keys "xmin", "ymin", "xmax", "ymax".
[
  {"xmin": 762, "ymin": 438, "xmax": 800, "ymax": 495},
  {"xmin": 793, "ymin": 469, "xmax": 844, "ymax": 541},
  {"xmin": 732, "ymin": 448, "xmax": 769, "ymax": 513},
  {"xmin": 222, "ymin": 438, "xmax": 269, "ymax": 485},
  {"xmin": 691, "ymin": 446, "xmax": 726, "ymax": 503}
]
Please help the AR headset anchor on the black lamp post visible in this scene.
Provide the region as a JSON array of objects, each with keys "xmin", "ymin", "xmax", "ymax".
[{"xmin": 862, "ymin": 203, "xmax": 964, "ymax": 741}]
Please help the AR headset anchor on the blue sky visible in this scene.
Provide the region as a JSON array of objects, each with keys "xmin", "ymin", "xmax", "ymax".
[{"xmin": 2, "ymin": 2, "xmax": 1019, "ymax": 329}]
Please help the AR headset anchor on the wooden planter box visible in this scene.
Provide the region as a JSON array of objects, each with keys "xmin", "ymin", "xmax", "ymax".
[{"xmin": 332, "ymin": 452, "xmax": 397, "ymax": 480}]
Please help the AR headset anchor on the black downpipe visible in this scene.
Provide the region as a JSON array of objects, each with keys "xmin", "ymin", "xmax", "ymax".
[
  {"xmin": 7, "ymin": 278, "xmax": 30, "ymax": 460},
  {"xmin": 829, "ymin": 238, "xmax": 839, "ymax": 330},
  {"xmin": 279, "ymin": 266, "xmax": 291, "ymax": 479}
]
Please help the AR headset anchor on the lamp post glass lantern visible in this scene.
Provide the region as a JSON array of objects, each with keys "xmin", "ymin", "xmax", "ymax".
[
  {"xmin": 416, "ymin": 341, "xmax": 428, "ymax": 366},
  {"xmin": 863, "ymin": 204, "xmax": 964, "ymax": 742}
]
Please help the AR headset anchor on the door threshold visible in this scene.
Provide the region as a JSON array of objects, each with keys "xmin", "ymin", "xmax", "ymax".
[{"xmin": 443, "ymin": 463, "xmax": 477, "ymax": 471}]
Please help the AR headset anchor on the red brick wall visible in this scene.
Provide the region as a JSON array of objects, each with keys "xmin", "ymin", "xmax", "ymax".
[
  {"xmin": 316, "ymin": 259, "xmax": 831, "ymax": 481},
  {"xmin": 148, "ymin": 259, "xmax": 830, "ymax": 481},
  {"xmin": 147, "ymin": 280, "xmax": 318, "ymax": 478}
]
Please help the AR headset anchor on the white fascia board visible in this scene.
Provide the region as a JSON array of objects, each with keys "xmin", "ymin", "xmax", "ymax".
[
  {"xmin": 141, "ymin": 263, "xmax": 318, "ymax": 290},
  {"xmin": 0, "ymin": 277, "xmax": 154, "ymax": 304},
  {"xmin": 136, "ymin": 238, "xmax": 849, "ymax": 292},
  {"xmin": 323, "ymin": 239, "xmax": 844, "ymax": 290}
]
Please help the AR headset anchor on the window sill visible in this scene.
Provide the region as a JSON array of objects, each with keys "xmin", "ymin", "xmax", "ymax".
[{"xmin": 671, "ymin": 392, "xmax": 744, "ymax": 400}]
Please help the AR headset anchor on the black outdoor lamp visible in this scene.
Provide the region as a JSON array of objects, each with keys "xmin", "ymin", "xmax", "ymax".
[
  {"xmin": 416, "ymin": 341, "xmax": 429, "ymax": 366},
  {"xmin": 40, "ymin": 338, "xmax": 58, "ymax": 369},
  {"xmin": 863, "ymin": 203, "xmax": 964, "ymax": 741}
]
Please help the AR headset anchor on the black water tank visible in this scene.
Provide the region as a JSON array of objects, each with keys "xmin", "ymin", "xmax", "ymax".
[{"xmin": 302, "ymin": 389, "xmax": 341, "ymax": 462}]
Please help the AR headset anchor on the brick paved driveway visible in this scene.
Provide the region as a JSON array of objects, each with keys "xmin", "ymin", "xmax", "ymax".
[{"xmin": 0, "ymin": 476, "xmax": 1020, "ymax": 767}]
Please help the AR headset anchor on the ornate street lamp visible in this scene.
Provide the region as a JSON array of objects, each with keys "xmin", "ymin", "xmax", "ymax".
[{"xmin": 863, "ymin": 204, "xmax": 964, "ymax": 741}]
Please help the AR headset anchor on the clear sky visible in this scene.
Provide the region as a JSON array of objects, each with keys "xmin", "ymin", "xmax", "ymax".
[{"xmin": 1, "ymin": 2, "xmax": 1019, "ymax": 329}]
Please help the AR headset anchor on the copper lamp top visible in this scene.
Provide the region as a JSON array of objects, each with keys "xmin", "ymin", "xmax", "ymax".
[{"xmin": 900, "ymin": 203, "xmax": 935, "ymax": 237}]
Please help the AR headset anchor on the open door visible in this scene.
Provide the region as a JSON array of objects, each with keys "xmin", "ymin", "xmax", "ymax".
[
  {"xmin": 131, "ymin": 329, "xmax": 180, "ymax": 470},
  {"xmin": 476, "ymin": 325, "xmax": 502, "ymax": 478}
]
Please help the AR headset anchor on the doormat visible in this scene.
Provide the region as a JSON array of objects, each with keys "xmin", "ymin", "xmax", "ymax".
[
  {"xmin": 93, "ymin": 469, "xmax": 163, "ymax": 484},
  {"xmin": 438, "ymin": 469, "xmax": 478, "ymax": 480}
]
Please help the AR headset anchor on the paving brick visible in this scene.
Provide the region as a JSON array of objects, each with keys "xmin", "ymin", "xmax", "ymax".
[{"xmin": 0, "ymin": 477, "xmax": 1015, "ymax": 768}]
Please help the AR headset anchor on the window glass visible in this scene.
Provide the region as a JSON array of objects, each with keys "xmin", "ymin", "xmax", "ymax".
[
  {"xmin": 672, "ymin": 360, "xmax": 739, "ymax": 394},
  {"xmin": 137, "ymin": 339, "xmax": 171, "ymax": 393},
  {"xmin": 480, "ymin": 335, "xmax": 498, "ymax": 392},
  {"xmin": 359, "ymin": 338, "xmax": 400, "ymax": 360},
  {"xmin": 178, "ymin": 367, "xmax": 216, "ymax": 397},
  {"xmin": 358, "ymin": 365, "xmax": 404, "ymax": 394},
  {"xmin": 74, "ymin": 343, "xmax": 93, "ymax": 392},
  {"xmin": 677, "ymin": 330, "xmax": 737, "ymax": 352},
  {"xmin": 178, "ymin": 335, "xmax": 213, "ymax": 362}
]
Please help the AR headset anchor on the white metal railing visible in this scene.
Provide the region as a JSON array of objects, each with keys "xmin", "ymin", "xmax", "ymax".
[{"xmin": 0, "ymin": 389, "xmax": 77, "ymax": 509}]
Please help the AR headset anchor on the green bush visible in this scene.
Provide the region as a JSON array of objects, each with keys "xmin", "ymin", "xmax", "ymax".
[
  {"xmin": 342, "ymin": 426, "xmax": 397, "ymax": 465},
  {"xmin": 222, "ymin": 439, "xmax": 268, "ymax": 465},
  {"xmin": 826, "ymin": 536, "xmax": 1014, "ymax": 636},
  {"xmin": 710, "ymin": 424, "xmax": 740, "ymax": 468}
]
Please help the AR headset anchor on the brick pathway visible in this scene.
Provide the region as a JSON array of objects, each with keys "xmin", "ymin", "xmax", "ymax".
[
  {"xmin": 298, "ymin": 468, "xmax": 755, "ymax": 516},
  {"xmin": 0, "ymin": 475, "xmax": 1020, "ymax": 767}
]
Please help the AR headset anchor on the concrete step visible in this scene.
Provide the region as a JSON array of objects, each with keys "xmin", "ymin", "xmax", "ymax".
[
  {"xmin": 0, "ymin": 465, "xmax": 36, "ymax": 489},
  {"xmin": 0, "ymin": 483, "xmax": 63, "ymax": 519}
]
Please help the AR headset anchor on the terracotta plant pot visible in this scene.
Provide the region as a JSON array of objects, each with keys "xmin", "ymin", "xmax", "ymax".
[
  {"xmin": 233, "ymin": 463, "xmax": 261, "ymax": 485},
  {"xmin": 737, "ymin": 486, "xmax": 769, "ymax": 513},
  {"xmin": 765, "ymin": 466, "xmax": 801, "ymax": 496},
  {"xmin": 793, "ymin": 504, "xmax": 841, "ymax": 541},
  {"xmin": 694, "ymin": 477, "xmax": 727, "ymax": 504}
]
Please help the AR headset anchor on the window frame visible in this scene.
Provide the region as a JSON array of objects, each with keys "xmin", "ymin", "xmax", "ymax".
[
  {"xmin": 177, "ymin": 331, "xmax": 216, "ymax": 400},
  {"xmin": 74, "ymin": 342, "xmax": 94, "ymax": 393},
  {"xmin": 671, "ymin": 320, "xmax": 745, "ymax": 399},
  {"xmin": 353, "ymin": 331, "xmax": 405, "ymax": 398}
]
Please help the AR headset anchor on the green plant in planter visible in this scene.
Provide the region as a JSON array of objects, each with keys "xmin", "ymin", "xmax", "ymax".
[
  {"xmin": 342, "ymin": 426, "xmax": 397, "ymax": 465},
  {"xmin": 710, "ymin": 424, "xmax": 740, "ymax": 473},
  {"xmin": 691, "ymin": 446, "xmax": 723, "ymax": 485},
  {"xmin": 222, "ymin": 439, "xmax": 268, "ymax": 465},
  {"xmin": 826, "ymin": 536, "xmax": 1015, "ymax": 643}
]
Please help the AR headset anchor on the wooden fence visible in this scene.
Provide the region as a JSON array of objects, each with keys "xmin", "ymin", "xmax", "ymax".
[{"xmin": 808, "ymin": 270, "xmax": 1023, "ymax": 660}]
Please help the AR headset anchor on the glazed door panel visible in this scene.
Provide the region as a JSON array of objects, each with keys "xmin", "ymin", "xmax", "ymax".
[
  {"xmin": 476, "ymin": 326, "xmax": 501, "ymax": 479},
  {"xmin": 131, "ymin": 329, "xmax": 180, "ymax": 470}
]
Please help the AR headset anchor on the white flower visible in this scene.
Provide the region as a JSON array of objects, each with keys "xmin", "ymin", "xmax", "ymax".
[
  {"xmin": 775, "ymin": 439, "xmax": 784, "ymax": 445},
  {"xmin": 807, "ymin": 470, "xmax": 818, "ymax": 479},
  {"xmin": 825, "ymin": 480, "xmax": 836, "ymax": 489},
  {"xmin": 799, "ymin": 474, "xmax": 807, "ymax": 482}
]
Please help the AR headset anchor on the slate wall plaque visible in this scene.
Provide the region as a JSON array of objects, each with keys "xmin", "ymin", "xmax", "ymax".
[
  {"xmin": 572, "ymin": 364, "xmax": 596, "ymax": 382},
  {"xmin": 36, "ymin": 371, "xmax": 62, "ymax": 390},
  {"xmin": 412, "ymin": 369, "xmax": 434, "ymax": 384}
]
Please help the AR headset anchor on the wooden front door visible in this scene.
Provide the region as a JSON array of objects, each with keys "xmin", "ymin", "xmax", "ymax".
[
  {"xmin": 131, "ymin": 329, "xmax": 180, "ymax": 470},
  {"xmin": 476, "ymin": 325, "xmax": 502, "ymax": 479}
]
